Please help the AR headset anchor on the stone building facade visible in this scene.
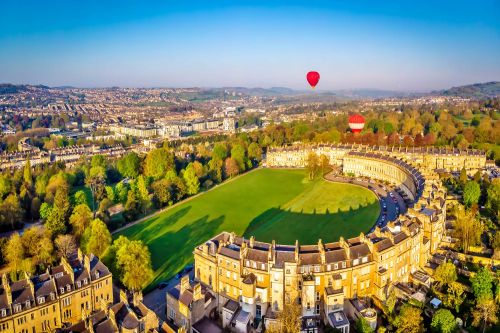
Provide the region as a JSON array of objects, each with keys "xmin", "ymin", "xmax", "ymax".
[
  {"xmin": 185, "ymin": 145, "xmax": 462, "ymax": 332},
  {"xmin": 0, "ymin": 250, "xmax": 113, "ymax": 333}
]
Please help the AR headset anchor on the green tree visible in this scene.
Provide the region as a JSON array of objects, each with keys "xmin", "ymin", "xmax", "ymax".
[
  {"xmin": 69, "ymin": 204, "xmax": 93, "ymax": 238},
  {"xmin": 431, "ymin": 309, "xmax": 457, "ymax": 333},
  {"xmin": 231, "ymin": 144, "xmax": 247, "ymax": 171},
  {"xmin": 247, "ymin": 142, "xmax": 263, "ymax": 162},
  {"xmin": 39, "ymin": 202, "xmax": 52, "ymax": 220},
  {"xmin": 143, "ymin": 148, "xmax": 174, "ymax": 180},
  {"xmin": 124, "ymin": 190, "xmax": 140, "ymax": 222},
  {"xmin": 81, "ymin": 218, "xmax": 111, "ymax": 257},
  {"xmin": 73, "ymin": 190, "xmax": 88, "ymax": 206},
  {"xmin": 114, "ymin": 236, "xmax": 153, "ymax": 291},
  {"xmin": 355, "ymin": 317, "xmax": 374, "ymax": 333},
  {"xmin": 394, "ymin": 304, "xmax": 423, "ymax": 333},
  {"xmin": 212, "ymin": 143, "xmax": 228, "ymax": 161},
  {"xmin": 0, "ymin": 194, "xmax": 23, "ymax": 230},
  {"xmin": 386, "ymin": 289, "xmax": 397, "ymax": 315},
  {"xmin": 459, "ymin": 167, "xmax": 468, "ymax": 186},
  {"xmin": 306, "ymin": 152, "xmax": 319, "ymax": 180},
  {"xmin": 486, "ymin": 178, "xmax": 500, "ymax": 217},
  {"xmin": 136, "ymin": 175, "xmax": 150, "ymax": 214},
  {"xmin": 208, "ymin": 158, "xmax": 224, "ymax": 183},
  {"xmin": 45, "ymin": 186, "xmax": 70, "ymax": 236},
  {"xmin": 471, "ymin": 267, "xmax": 494, "ymax": 302},
  {"xmin": 463, "ymin": 181, "xmax": 481, "ymax": 207},
  {"xmin": 117, "ymin": 152, "xmax": 141, "ymax": 179},
  {"xmin": 86, "ymin": 166, "xmax": 106, "ymax": 217},
  {"xmin": 183, "ymin": 163, "xmax": 200, "ymax": 195},
  {"xmin": 434, "ymin": 261, "xmax": 457, "ymax": 289},
  {"xmin": 0, "ymin": 174, "xmax": 12, "ymax": 199}
]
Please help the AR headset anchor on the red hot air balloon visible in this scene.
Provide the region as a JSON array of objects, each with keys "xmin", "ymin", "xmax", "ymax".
[
  {"xmin": 348, "ymin": 114, "xmax": 365, "ymax": 134},
  {"xmin": 306, "ymin": 71, "xmax": 320, "ymax": 88}
]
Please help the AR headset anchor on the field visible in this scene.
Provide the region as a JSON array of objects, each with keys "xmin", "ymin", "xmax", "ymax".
[{"xmin": 115, "ymin": 168, "xmax": 380, "ymax": 288}]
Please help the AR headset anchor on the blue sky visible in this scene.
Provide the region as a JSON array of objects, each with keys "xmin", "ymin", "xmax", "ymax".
[{"xmin": 0, "ymin": 1, "xmax": 499, "ymax": 90}]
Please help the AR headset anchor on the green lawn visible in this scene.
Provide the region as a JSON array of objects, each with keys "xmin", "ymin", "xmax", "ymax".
[{"xmin": 115, "ymin": 168, "xmax": 379, "ymax": 289}]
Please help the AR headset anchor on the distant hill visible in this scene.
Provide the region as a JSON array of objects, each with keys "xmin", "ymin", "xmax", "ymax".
[
  {"xmin": 0, "ymin": 83, "xmax": 49, "ymax": 95},
  {"xmin": 436, "ymin": 81, "xmax": 500, "ymax": 98}
]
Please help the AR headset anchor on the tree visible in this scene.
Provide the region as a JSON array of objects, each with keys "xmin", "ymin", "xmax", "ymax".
[
  {"xmin": 224, "ymin": 157, "xmax": 239, "ymax": 178},
  {"xmin": 55, "ymin": 234, "xmax": 77, "ymax": 258},
  {"xmin": 183, "ymin": 163, "xmax": 200, "ymax": 195},
  {"xmin": 230, "ymin": 144, "xmax": 247, "ymax": 171},
  {"xmin": 69, "ymin": 204, "xmax": 93, "ymax": 238},
  {"xmin": 81, "ymin": 218, "xmax": 111, "ymax": 257},
  {"xmin": 247, "ymin": 142, "xmax": 262, "ymax": 162},
  {"xmin": 0, "ymin": 175, "xmax": 12, "ymax": 199},
  {"xmin": 306, "ymin": 152, "xmax": 319, "ymax": 180},
  {"xmin": 39, "ymin": 202, "xmax": 52, "ymax": 220},
  {"xmin": 117, "ymin": 152, "xmax": 141, "ymax": 179},
  {"xmin": 45, "ymin": 186, "xmax": 70, "ymax": 236},
  {"xmin": 386, "ymin": 289, "xmax": 397, "ymax": 315},
  {"xmin": 472, "ymin": 298, "xmax": 498, "ymax": 333},
  {"xmin": 151, "ymin": 179, "xmax": 172, "ymax": 207},
  {"xmin": 454, "ymin": 205, "xmax": 482, "ymax": 253},
  {"xmin": 471, "ymin": 267, "xmax": 494, "ymax": 302},
  {"xmin": 73, "ymin": 190, "xmax": 88, "ymax": 206},
  {"xmin": 208, "ymin": 158, "xmax": 223, "ymax": 183},
  {"xmin": 463, "ymin": 181, "xmax": 481, "ymax": 207},
  {"xmin": 394, "ymin": 304, "xmax": 423, "ymax": 333},
  {"xmin": 124, "ymin": 190, "xmax": 140, "ymax": 222},
  {"xmin": 135, "ymin": 175, "xmax": 151, "ymax": 214},
  {"xmin": 355, "ymin": 317, "xmax": 374, "ymax": 333},
  {"xmin": 459, "ymin": 167, "xmax": 468, "ymax": 186},
  {"xmin": 21, "ymin": 227, "xmax": 53, "ymax": 265},
  {"xmin": 319, "ymin": 154, "xmax": 330, "ymax": 175},
  {"xmin": 212, "ymin": 143, "xmax": 228, "ymax": 161},
  {"xmin": 434, "ymin": 261, "xmax": 457, "ymax": 289},
  {"xmin": 114, "ymin": 236, "xmax": 153, "ymax": 291},
  {"xmin": 5, "ymin": 234, "xmax": 25, "ymax": 275},
  {"xmin": 143, "ymin": 148, "xmax": 175, "ymax": 180},
  {"xmin": 267, "ymin": 303, "xmax": 301, "ymax": 333},
  {"xmin": 431, "ymin": 309, "xmax": 457, "ymax": 333},
  {"xmin": 445, "ymin": 282, "xmax": 466, "ymax": 312},
  {"xmin": 486, "ymin": 178, "xmax": 500, "ymax": 217},
  {"xmin": 0, "ymin": 194, "xmax": 23, "ymax": 230},
  {"xmin": 86, "ymin": 166, "xmax": 106, "ymax": 217}
]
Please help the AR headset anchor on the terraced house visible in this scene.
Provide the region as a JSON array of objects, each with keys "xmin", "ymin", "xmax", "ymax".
[
  {"xmin": 0, "ymin": 250, "xmax": 112, "ymax": 333},
  {"xmin": 164, "ymin": 144, "xmax": 459, "ymax": 333}
]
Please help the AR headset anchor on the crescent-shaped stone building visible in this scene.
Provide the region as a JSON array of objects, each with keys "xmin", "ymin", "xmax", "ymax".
[{"xmin": 166, "ymin": 145, "xmax": 486, "ymax": 333}]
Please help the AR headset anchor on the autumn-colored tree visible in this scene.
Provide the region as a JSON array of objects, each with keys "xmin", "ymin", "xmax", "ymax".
[{"xmin": 224, "ymin": 157, "xmax": 240, "ymax": 178}]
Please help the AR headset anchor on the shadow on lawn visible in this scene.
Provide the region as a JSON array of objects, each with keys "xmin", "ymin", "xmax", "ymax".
[
  {"xmin": 243, "ymin": 201, "xmax": 380, "ymax": 244},
  {"xmin": 146, "ymin": 214, "xmax": 226, "ymax": 288}
]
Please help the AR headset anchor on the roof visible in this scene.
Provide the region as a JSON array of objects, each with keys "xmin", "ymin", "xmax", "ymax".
[
  {"xmin": 235, "ymin": 309, "xmax": 250, "ymax": 324},
  {"xmin": 192, "ymin": 317, "xmax": 223, "ymax": 333},
  {"xmin": 328, "ymin": 311, "xmax": 350, "ymax": 328},
  {"xmin": 223, "ymin": 299, "xmax": 239, "ymax": 313}
]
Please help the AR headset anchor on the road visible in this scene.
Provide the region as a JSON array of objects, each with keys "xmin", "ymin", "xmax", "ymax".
[{"xmin": 324, "ymin": 174, "xmax": 407, "ymax": 231}]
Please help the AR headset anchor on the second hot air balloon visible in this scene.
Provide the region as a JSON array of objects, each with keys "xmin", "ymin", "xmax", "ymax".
[{"xmin": 307, "ymin": 71, "xmax": 320, "ymax": 89}]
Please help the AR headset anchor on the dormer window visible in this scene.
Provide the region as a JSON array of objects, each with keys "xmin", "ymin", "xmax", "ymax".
[
  {"xmin": 25, "ymin": 301, "xmax": 30, "ymax": 309},
  {"xmin": 38, "ymin": 296, "xmax": 45, "ymax": 304},
  {"xmin": 50, "ymin": 293, "xmax": 55, "ymax": 300},
  {"xmin": 83, "ymin": 278, "xmax": 88, "ymax": 285},
  {"xmin": 95, "ymin": 271, "xmax": 100, "ymax": 279},
  {"xmin": 14, "ymin": 304, "xmax": 21, "ymax": 313},
  {"xmin": 60, "ymin": 287, "xmax": 65, "ymax": 294},
  {"xmin": 0, "ymin": 309, "xmax": 6, "ymax": 317},
  {"xmin": 66, "ymin": 284, "xmax": 71, "ymax": 292},
  {"xmin": 76, "ymin": 281, "xmax": 81, "ymax": 288}
]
